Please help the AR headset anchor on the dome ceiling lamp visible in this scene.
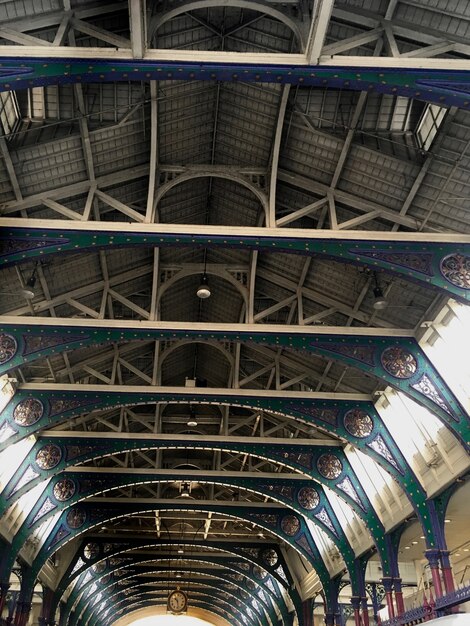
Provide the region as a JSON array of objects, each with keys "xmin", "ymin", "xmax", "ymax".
[
  {"xmin": 196, "ymin": 250, "xmax": 211, "ymax": 299},
  {"xmin": 187, "ymin": 406, "xmax": 198, "ymax": 428}
]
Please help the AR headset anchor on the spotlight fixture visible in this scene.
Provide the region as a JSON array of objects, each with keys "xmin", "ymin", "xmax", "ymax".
[
  {"xmin": 372, "ymin": 271, "xmax": 388, "ymax": 310},
  {"xmin": 196, "ymin": 274, "xmax": 211, "ymax": 299}
]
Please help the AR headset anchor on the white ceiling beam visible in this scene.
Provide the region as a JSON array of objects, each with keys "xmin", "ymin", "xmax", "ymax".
[
  {"xmin": 2, "ymin": 314, "xmax": 415, "ymax": 336},
  {"xmin": 145, "ymin": 81, "xmax": 158, "ymax": 223},
  {"xmin": 42, "ymin": 198, "xmax": 84, "ymax": 220},
  {"xmin": 0, "ymin": 27, "xmax": 52, "ymax": 46},
  {"xmin": 277, "ymin": 170, "xmax": 426, "ymax": 231},
  {"xmin": 95, "ymin": 189, "xmax": 145, "ymax": 222},
  {"xmin": 253, "ymin": 295, "xmax": 297, "ymax": 322},
  {"xmin": 276, "ymin": 197, "xmax": 328, "ymax": 227},
  {"xmin": 0, "ymin": 137, "xmax": 23, "ymax": 202},
  {"xmin": 401, "ymin": 41, "xmax": 455, "ymax": 59},
  {"xmin": 52, "ymin": 12, "xmax": 73, "ymax": 46},
  {"xmin": 129, "ymin": 0, "xmax": 147, "ymax": 58},
  {"xmin": 0, "ymin": 45, "xmax": 468, "ymax": 68},
  {"xmin": 268, "ymin": 84, "xmax": 290, "ymax": 228},
  {"xmin": 47, "ymin": 430, "xmax": 340, "ymax": 446},
  {"xmin": 305, "ymin": 0, "xmax": 335, "ymax": 64},
  {"xmin": 321, "ymin": 26, "xmax": 383, "ymax": 56},
  {"xmin": 0, "ymin": 165, "xmax": 149, "ymax": 213},
  {"xmin": 4, "ymin": 217, "xmax": 469, "ymax": 243}
]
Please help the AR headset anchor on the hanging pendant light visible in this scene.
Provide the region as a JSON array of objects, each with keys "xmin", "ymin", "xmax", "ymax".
[
  {"xmin": 372, "ymin": 272, "xmax": 388, "ymax": 310},
  {"xmin": 187, "ymin": 406, "xmax": 198, "ymax": 427},
  {"xmin": 20, "ymin": 263, "xmax": 39, "ymax": 300},
  {"xmin": 196, "ymin": 250, "xmax": 211, "ymax": 298},
  {"xmin": 196, "ymin": 274, "xmax": 211, "ymax": 299}
]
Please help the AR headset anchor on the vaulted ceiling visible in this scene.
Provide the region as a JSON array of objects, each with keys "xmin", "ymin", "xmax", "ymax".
[{"xmin": 0, "ymin": 2, "xmax": 469, "ymax": 626}]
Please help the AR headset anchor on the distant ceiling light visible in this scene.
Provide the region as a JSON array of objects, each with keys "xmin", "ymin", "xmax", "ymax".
[
  {"xmin": 187, "ymin": 408, "xmax": 198, "ymax": 427},
  {"xmin": 420, "ymin": 536, "xmax": 426, "ymax": 539},
  {"xmin": 373, "ymin": 286, "xmax": 388, "ymax": 310},
  {"xmin": 180, "ymin": 482, "xmax": 191, "ymax": 498},
  {"xmin": 257, "ymin": 532, "xmax": 265, "ymax": 539},
  {"xmin": 444, "ymin": 518, "xmax": 451, "ymax": 523},
  {"xmin": 177, "ymin": 548, "xmax": 184, "ymax": 554},
  {"xmin": 21, "ymin": 264, "xmax": 38, "ymax": 300},
  {"xmin": 176, "ymin": 573, "xmax": 182, "ymax": 578},
  {"xmin": 412, "ymin": 541, "xmax": 418, "ymax": 545},
  {"xmin": 372, "ymin": 272, "xmax": 388, "ymax": 310},
  {"xmin": 455, "ymin": 553, "xmax": 461, "ymax": 557},
  {"xmin": 196, "ymin": 274, "xmax": 211, "ymax": 299},
  {"xmin": 404, "ymin": 546, "xmax": 411, "ymax": 550},
  {"xmin": 463, "ymin": 548, "xmax": 469, "ymax": 552}
]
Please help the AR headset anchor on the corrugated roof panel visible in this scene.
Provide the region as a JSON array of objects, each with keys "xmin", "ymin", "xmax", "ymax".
[
  {"xmin": 338, "ymin": 144, "xmax": 421, "ymax": 211},
  {"xmin": 91, "ymin": 119, "xmax": 150, "ymax": 176},
  {"xmin": 395, "ymin": 1, "xmax": 470, "ymax": 38},
  {"xmin": 281, "ymin": 124, "xmax": 342, "ymax": 182},
  {"xmin": 0, "ymin": 0, "xmax": 62, "ymax": 20},
  {"xmin": 14, "ymin": 136, "xmax": 88, "ymax": 196}
]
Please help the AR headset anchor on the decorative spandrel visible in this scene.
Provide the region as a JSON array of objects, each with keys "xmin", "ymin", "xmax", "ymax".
[
  {"xmin": 13, "ymin": 398, "xmax": 44, "ymax": 427},
  {"xmin": 53, "ymin": 478, "xmax": 76, "ymax": 502},
  {"xmin": 260, "ymin": 548, "xmax": 278, "ymax": 567},
  {"xmin": 317, "ymin": 453, "xmax": 343, "ymax": 479},
  {"xmin": 381, "ymin": 346, "xmax": 417, "ymax": 379},
  {"xmin": 280, "ymin": 515, "xmax": 300, "ymax": 537},
  {"xmin": 0, "ymin": 422, "xmax": 17, "ymax": 443},
  {"xmin": 411, "ymin": 374, "xmax": 453, "ymax": 416},
  {"xmin": 440, "ymin": 253, "xmax": 470, "ymax": 289},
  {"xmin": 297, "ymin": 486, "xmax": 320, "ymax": 510},
  {"xmin": 66, "ymin": 507, "xmax": 86, "ymax": 529},
  {"xmin": 367, "ymin": 435, "xmax": 401, "ymax": 472},
  {"xmin": 35, "ymin": 444, "xmax": 62, "ymax": 470},
  {"xmin": 0, "ymin": 334, "xmax": 17, "ymax": 365},
  {"xmin": 344, "ymin": 409, "xmax": 374, "ymax": 438}
]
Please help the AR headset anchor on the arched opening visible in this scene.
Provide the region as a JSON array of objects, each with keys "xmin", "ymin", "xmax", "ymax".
[{"xmin": 115, "ymin": 610, "xmax": 227, "ymax": 626}]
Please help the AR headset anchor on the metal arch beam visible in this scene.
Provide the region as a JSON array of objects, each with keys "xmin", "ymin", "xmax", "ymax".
[
  {"xmin": 0, "ymin": 318, "xmax": 467, "ymax": 443},
  {"xmin": 67, "ymin": 558, "xmax": 280, "ymax": 625},
  {"xmin": 158, "ymin": 338, "xmax": 235, "ymax": 372},
  {"xmin": 81, "ymin": 587, "xmax": 259, "ymax": 626},
  {"xmin": 58, "ymin": 538, "xmax": 292, "ymax": 615},
  {"xmin": 0, "ymin": 384, "xmax": 425, "ymax": 510},
  {"xmin": 59, "ymin": 546, "xmax": 290, "ymax": 625},
  {"xmin": 18, "ymin": 470, "xmax": 356, "ymax": 582},
  {"xmin": 153, "ymin": 169, "xmax": 269, "ymax": 221},
  {"xmin": 0, "ymin": 436, "xmax": 388, "ymax": 577},
  {"xmin": 2, "ymin": 220, "xmax": 470, "ymax": 303},
  {"xmin": 12, "ymin": 500, "xmax": 331, "ymax": 607},
  {"xmin": 148, "ymin": 0, "xmax": 305, "ymax": 49},
  {"xmin": 156, "ymin": 265, "xmax": 249, "ymax": 310},
  {"xmin": 69, "ymin": 567, "xmax": 270, "ymax": 626},
  {"xmin": 87, "ymin": 590, "xmax": 259, "ymax": 626}
]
